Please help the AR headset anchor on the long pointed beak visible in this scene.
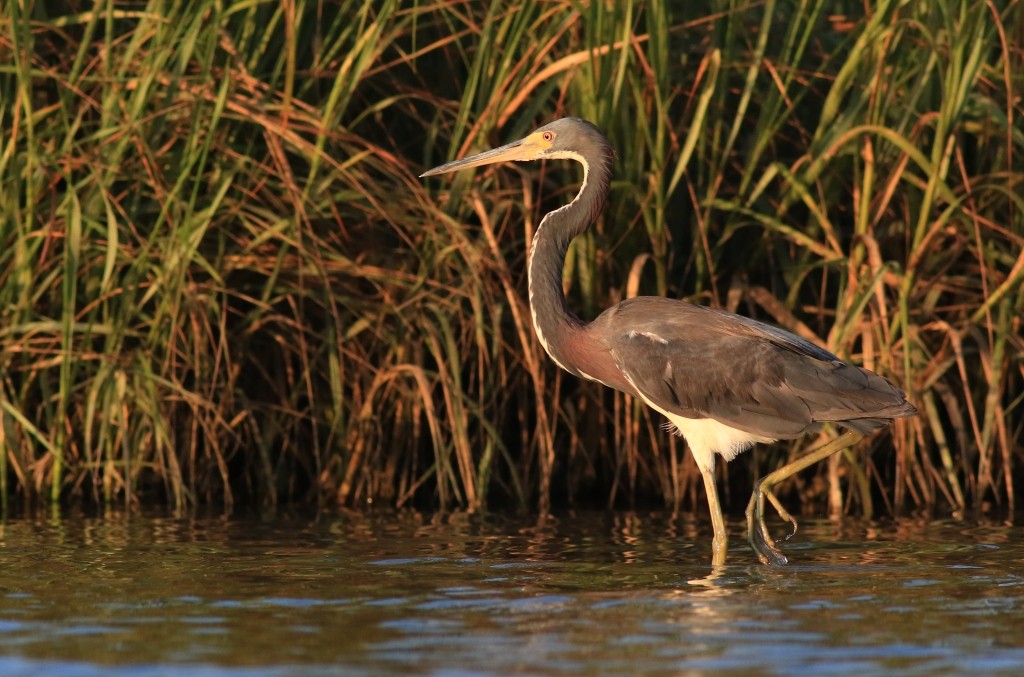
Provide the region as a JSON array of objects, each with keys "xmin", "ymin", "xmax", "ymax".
[{"xmin": 420, "ymin": 136, "xmax": 539, "ymax": 178}]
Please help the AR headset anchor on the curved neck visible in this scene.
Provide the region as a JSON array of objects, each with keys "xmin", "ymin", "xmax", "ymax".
[{"xmin": 527, "ymin": 141, "xmax": 614, "ymax": 374}]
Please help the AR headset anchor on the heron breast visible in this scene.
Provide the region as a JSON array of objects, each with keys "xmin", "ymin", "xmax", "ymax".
[{"xmin": 561, "ymin": 328, "xmax": 639, "ymax": 397}]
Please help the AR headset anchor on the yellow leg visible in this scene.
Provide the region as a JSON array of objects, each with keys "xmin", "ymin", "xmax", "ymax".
[
  {"xmin": 700, "ymin": 462, "xmax": 728, "ymax": 567},
  {"xmin": 745, "ymin": 430, "xmax": 865, "ymax": 565}
]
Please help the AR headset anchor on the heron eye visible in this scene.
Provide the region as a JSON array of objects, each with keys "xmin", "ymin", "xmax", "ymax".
[{"xmin": 542, "ymin": 131, "xmax": 554, "ymax": 142}]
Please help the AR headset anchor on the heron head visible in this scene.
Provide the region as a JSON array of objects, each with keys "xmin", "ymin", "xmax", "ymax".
[{"xmin": 420, "ymin": 117, "xmax": 602, "ymax": 177}]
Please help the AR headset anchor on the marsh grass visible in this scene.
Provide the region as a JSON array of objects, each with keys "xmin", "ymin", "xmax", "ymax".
[{"xmin": 0, "ymin": 0, "xmax": 1020, "ymax": 520}]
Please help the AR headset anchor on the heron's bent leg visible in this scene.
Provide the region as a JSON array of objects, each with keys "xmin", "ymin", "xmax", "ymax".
[
  {"xmin": 746, "ymin": 430, "xmax": 865, "ymax": 565},
  {"xmin": 700, "ymin": 464, "xmax": 728, "ymax": 567}
]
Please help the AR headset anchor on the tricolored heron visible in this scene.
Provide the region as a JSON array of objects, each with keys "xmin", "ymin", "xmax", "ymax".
[{"xmin": 421, "ymin": 117, "xmax": 916, "ymax": 566}]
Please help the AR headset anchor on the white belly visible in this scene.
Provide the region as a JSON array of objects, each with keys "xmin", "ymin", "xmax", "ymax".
[
  {"xmin": 620, "ymin": 375, "xmax": 776, "ymax": 474},
  {"xmin": 660, "ymin": 410, "xmax": 774, "ymax": 474}
]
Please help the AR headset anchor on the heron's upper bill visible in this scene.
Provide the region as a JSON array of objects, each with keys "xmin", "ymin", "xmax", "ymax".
[{"xmin": 419, "ymin": 132, "xmax": 553, "ymax": 178}]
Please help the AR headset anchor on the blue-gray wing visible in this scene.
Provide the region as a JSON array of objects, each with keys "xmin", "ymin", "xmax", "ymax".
[{"xmin": 592, "ymin": 298, "xmax": 915, "ymax": 439}]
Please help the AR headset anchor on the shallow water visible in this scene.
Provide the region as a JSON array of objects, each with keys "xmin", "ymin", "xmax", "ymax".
[{"xmin": 0, "ymin": 511, "xmax": 1021, "ymax": 676}]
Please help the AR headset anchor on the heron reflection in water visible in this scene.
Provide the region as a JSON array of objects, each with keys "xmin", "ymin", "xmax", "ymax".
[{"xmin": 421, "ymin": 118, "xmax": 916, "ymax": 566}]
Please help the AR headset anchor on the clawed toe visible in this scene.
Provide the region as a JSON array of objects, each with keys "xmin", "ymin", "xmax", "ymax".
[
  {"xmin": 745, "ymin": 481, "xmax": 794, "ymax": 566},
  {"xmin": 751, "ymin": 523, "xmax": 789, "ymax": 565},
  {"xmin": 764, "ymin": 488, "xmax": 799, "ymax": 542}
]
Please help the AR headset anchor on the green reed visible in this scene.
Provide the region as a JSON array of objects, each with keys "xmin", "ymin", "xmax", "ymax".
[{"xmin": 0, "ymin": 0, "xmax": 1020, "ymax": 520}]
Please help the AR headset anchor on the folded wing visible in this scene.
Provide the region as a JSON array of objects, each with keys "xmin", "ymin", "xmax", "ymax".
[{"xmin": 593, "ymin": 298, "xmax": 915, "ymax": 440}]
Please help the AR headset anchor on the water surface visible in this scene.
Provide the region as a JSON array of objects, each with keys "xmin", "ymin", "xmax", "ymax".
[{"xmin": 0, "ymin": 511, "xmax": 1021, "ymax": 675}]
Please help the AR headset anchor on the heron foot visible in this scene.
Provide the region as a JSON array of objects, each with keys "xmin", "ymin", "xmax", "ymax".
[
  {"xmin": 745, "ymin": 479, "xmax": 793, "ymax": 566},
  {"xmin": 741, "ymin": 431, "xmax": 866, "ymax": 565}
]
